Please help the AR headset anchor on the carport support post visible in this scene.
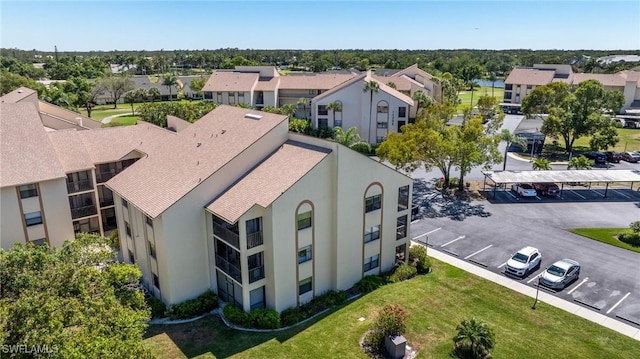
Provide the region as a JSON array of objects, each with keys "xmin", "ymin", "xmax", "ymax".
[
  {"xmin": 560, "ymin": 183, "xmax": 564, "ymax": 199},
  {"xmin": 604, "ymin": 183, "xmax": 609, "ymax": 198}
]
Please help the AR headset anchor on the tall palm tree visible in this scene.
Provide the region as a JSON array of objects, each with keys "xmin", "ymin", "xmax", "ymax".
[
  {"xmin": 297, "ymin": 97, "xmax": 309, "ymax": 119},
  {"xmin": 500, "ymin": 129, "xmax": 528, "ymax": 171},
  {"xmin": 363, "ymin": 80, "xmax": 380, "ymax": 143},
  {"xmin": 326, "ymin": 101, "xmax": 342, "ymax": 127},
  {"xmin": 333, "ymin": 126, "xmax": 371, "ymax": 152},
  {"xmin": 162, "ymin": 73, "xmax": 178, "ymax": 101},
  {"xmin": 532, "ymin": 158, "xmax": 551, "ymax": 170},
  {"xmin": 452, "ymin": 318, "xmax": 495, "ymax": 359},
  {"xmin": 487, "ymin": 72, "xmax": 499, "ymax": 98},
  {"xmin": 412, "ymin": 91, "xmax": 432, "ymax": 116},
  {"xmin": 124, "ymin": 92, "xmax": 136, "ymax": 116},
  {"xmin": 280, "ymin": 104, "xmax": 296, "ymax": 118},
  {"xmin": 567, "ymin": 155, "xmax": 592, "ymax": 170}
]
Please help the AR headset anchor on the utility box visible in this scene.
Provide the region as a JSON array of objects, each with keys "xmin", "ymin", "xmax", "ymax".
[{"xmin": 385, "ymin": 335, "xmax": 406, "ymax": 359}]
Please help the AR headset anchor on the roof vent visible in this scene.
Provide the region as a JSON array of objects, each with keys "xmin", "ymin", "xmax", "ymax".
[
  {"xmin": 18, "ymin": 90, "xmax": 23, "ymax": 93},
  {"xmin": 245, "ymin": 113, "xmax": 262, "ymax": 120},
  {"xmin": 221, "ymin": 129, "xmax": 226, "ymax": 135},
  {"xmin": 196, "ymin": 142, "xmax": 202, "ymax": 147}
]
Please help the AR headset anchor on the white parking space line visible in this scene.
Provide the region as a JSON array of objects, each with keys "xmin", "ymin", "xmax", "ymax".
[
  {"xmin": 441, "ymin": 235, "xmax": 466, "ymax": 247},
  {"xmin": 498, "ymin": 262, "xmax": 507, "ymax": 268},
  {"xmin": 464, "ymin": 245, "xmax": 493, "ymax": 260},
  {"xmin": 567, "ymin": 278, "xmax": 588, "ymax": 295},
  {"xmin": 606, "ymin": 292, "xmax": 631, "ymax": 314},
  {"xmin": 568, "ymin": 189, "xmax": 586, "ymax": 199},
  {"xmin": 503, "ymin": 190, "xmax": 517, "ymax": 200},
  {"xmin": 411, "ymin": 219, "xmax": 419, "ymax": 224},
  {"xmin": 527, "ymin": 272, "xmax": 544, "ymax": 284},
  {"xmin": 612, "ymin": 189, "xmax": 632, "ymax": 199},
  {"xmin": 535, "ymin": 196, "xmax": 541, "ymax": 200},
  {"xmin": 411, "ymin": 227, "xmax": 441, "ymax": 240},
  {"xmin": 590, "ymin": 189, "xmax": 605, "ymax": 197}
]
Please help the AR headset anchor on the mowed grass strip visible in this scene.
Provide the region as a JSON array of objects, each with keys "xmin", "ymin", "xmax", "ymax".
[
  {"xmin": 144, "ymin": 259, "xmax": 640, "ymax": 359},
  {"xmin": 570, "ymin": 228, "xmax": 640, "ymax": 253},
  {"xmin": 108, "ymin": 115, "xmax": 139, "ymax": 126}
]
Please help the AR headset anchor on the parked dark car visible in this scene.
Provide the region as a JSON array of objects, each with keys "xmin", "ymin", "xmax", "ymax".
[
  {"xmin": 621, "ymin": 151, "xmax": 640, "ymax": 163},
  {"xmin": 604, "ymin": 151, "xmax": 621, "ymax": 163},
  {"xmin": 584, "ymin": 151, "xmax": 607, "ymax": 164},
  {"xmin": 533, "ymin": 182, "xmax": 560, "ymax": 196}
]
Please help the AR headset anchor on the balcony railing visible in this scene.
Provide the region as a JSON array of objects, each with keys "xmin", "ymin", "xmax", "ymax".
[
  {"xmin": 100, "ymin": 198, "xmax": 114, "ymax": 207},
  {"xmin": 215, "ymin": 255, "xmax": 242, "ymax": 283},
  {"xmin": 67, "ymin": 180, "xmax": 93, "ymax": 193},
  {"xmin": 71, "ymin": 205, "xmax": 98, "ymax": 219},
  {"xmin": 247, "ymin": 231, "xmax": 263, "ymax": 249},
  {"xmin": 249, "ymin": 266, "xmax": 264, "ymax": 283},
  {"xmin": 213, "ymin": 223, "xmax": 240, "ymax": 249}
]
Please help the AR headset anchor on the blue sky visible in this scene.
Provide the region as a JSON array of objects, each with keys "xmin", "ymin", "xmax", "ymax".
[{"xmin": 1, "ymin": 1, "xmax": 639, "ymax": 51}]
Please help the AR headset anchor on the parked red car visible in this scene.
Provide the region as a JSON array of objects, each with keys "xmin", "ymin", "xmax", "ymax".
[
  {"xmin": 533, "ymin": 182, "xmax": 560, "ymax": 196},
  {"xmin": 605, "ymin": 151, "xmax": 621, "ymax": 163}
]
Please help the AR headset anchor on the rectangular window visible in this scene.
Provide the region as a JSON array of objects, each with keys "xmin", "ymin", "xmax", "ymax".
[
  {"xmin": 298, "ymin": 245, "xmax": 312, "ymax": 263},
  {"xmin": 19, "ymin": 183, "xmax": 38, "ymax": 199},
  {"xmin": 148, "ymin": 240, "xmax": 156, "ymax": 259},
  {"xmin": 238, "ymin": 92, "xmax": 245, "ymax": 103},
  {"xmin": 376, "ymin": 121, "xmax": 388, "ymax": 129},
  {"xmin": 24, "ymin": 211, "xmax": 43, "ymax": 226},
  {"xmin": 364, "ymin": 225, "xmax": 381, "ymax": 243},
  {"xmin": 376, "ymin": 136, "xmax": 385, "ymax": 144},
  {"xmin": 248, "ymin": 252, "xmax": 265, "ymax": 283},
  {"xmin": 228, "ymin": 92, "xmax": 236, "ymax": 104},
  {"xmin": 204, "ymin": 92, "xmax": 213, "ymax": 100},
  {"xmin": 364, "ymin": 254, "xmax": 379, "ymax": 272},
  {"xmin": 216, "ymin": 92, "xmax": 222, "ymax": 103},
  {"xmin": 153, "ymin": 274, "xmax": 160, "ymax": 290},
  {"xmin": 215, "ymin": 239, "xmax": 242, "ymax": 283},
  {"xmin": 125, "ymin": 221, "xmax": 132, "ymax": 237},
  {"xmin": 398, "ymin": 107, "xmax": 406, "ymax": 118},
  {"xmin": 297, "ymin": 211, "xmax": 312, "ymax": 230},
  {"xmin": 318, "ymin": 118, "xmax": 328, "ymax": 128},
  {"xmin": 246, "ymin": 217, "xmax": 263, "ymax": 249},
  {"xmin": 397, "ymin": 185, "xmax": 409, "ymax": 211},
  {"xmin": 30, "ymin": 238, "xmax": 46, "ymax": 246},
  {"xmin": 122, "ymin": 199, "xmax": 128, "ymax": 208},
  {"xmin": 299, "ymin": 277, "xmax": 312, "ymax": 295},
  {"xmin": 73, "ymin": 217, "xmax": 99, "ymax": 234},
  {"xmin": 334, "ymin": 119, "xmax": 342, "ymax": 127},
  {"xmin": 129, "ymin": 249, "xmax": 135, "ymax": 264},
  {"xmin": 318, "ymin": 105, "xmax": 328, "ymax": 116},
  {"xmin": 396, "ymin": 244, "xmax": 407, "ymax": 264},
  {"xmin": 505, "ymin": 84, "xmax": 513, "ymax": 91},
  {"xmin": 396, "ymin": 215, "xmax": 407, "ymax": 240},
  {"xmin": 250, "ymin": 286, "xmax": 266, "ymax": 310},
  {"xmin": 365, "ymin": 194, "xmax": 382, "ymax": 213},
  {"xmin": 377, "ymin": 105, "xmax": 388, "ymax": 113}
]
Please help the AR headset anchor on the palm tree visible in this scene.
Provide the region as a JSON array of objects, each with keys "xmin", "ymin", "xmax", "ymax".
[
  {"xmin": 363, "ymin": 80, "xmax": 380, "ymax": 143},
  {"xmin": 452, "ymin": 318, "xmax": 495, "ymax": 359},
  {"xmin": 280, "ymin": 104, "xmax": 296, "ymax": 118},
  {"xmin": 148, "ymin": 87, "xmax": 161, "ymax": 102},
  {"xmin": 412, "ymin": 90, "xmax": 433, "ymax": 116},
  {"xmin": 567, "ymin": 155, "xmax": 592, "ymax": 170},
  {"xmin": 326, "ymin": 101, "xmax": 342, "ymax": 127},
  {"xmin": 297, "ymin": 97, "xmax": 309, "ymax": 119},
  {"xmin": 334, "ymin": 126, "xmax": 371, "ymax": 152},
  {"xmin": 162, "ymin": 73, "xmax": 178, "ymax": 101},
  {"xmin": 532, "ymin": 158, "xmax": 551, "ymax": 170},
  {"xmin": 499, "ymin": 129, "xmax": 528, "ymax": 171},
  {"xmin": 487, "ymin": 72, "xmax": 499, "ymax": 98}
]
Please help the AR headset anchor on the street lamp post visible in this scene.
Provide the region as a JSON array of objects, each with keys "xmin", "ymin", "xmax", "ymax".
[{"xmin": 531, "ymin": 277, "xmax": 541, "ymax": 310}]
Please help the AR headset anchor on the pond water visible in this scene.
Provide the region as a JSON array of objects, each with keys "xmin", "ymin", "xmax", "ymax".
[{"xmin": 474, "ymin": 79, "xmax": 505, "ymax": 88}]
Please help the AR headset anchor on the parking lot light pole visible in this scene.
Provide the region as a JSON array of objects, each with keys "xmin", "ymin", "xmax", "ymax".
[{"xmin": 532, "ymin": 277, "xmax": 541, "ymax": 310}]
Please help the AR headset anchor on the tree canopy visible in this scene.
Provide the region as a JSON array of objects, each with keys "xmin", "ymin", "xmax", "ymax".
[{"xmin": 0, "ymin": 234, "xmax": 152, "ymax": 358}]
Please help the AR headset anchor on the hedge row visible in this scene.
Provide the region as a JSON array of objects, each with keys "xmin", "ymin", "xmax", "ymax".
[
  {"xmin": 166, "ymin": 290, "xmax": 219, "ymax": 320},
  {"xmin": 223, "ymin": 305, "xmax": 281, "ymax": 329}
]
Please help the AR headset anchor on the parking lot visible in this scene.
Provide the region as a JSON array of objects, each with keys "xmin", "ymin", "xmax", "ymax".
[{"xmin": 410, "ymin": 181, "xmax": 640, "ymax": 328}]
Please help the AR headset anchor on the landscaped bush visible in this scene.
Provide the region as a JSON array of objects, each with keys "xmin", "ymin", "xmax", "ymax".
[
  {"xmin": 145, "ymin": 295, "xmax": 167, "ymax": 318},
  {"xmin": 363, "ymin": 304, "xmax": 407, "ymax": 353},
  {"xmin": 280, "ymin": 290, "xmax": 348, "ymax": 327},
  {"xmin": 223, "ymin": 304, "xmax": 252, "ymax": 327},
  {"xmin": 166, "ymin": 290, "xmax": 219, "ymax": 320},
  {"xmin": 619, "ymin": 221, "xmax": 640, "ymax": 246},
  {"xmin": 452, "ymin": 317, "xmax": 495, "ymax": 359},
  {"xmin": 223, "ymin": 305, "xmax": 281, "ymax": 329},
  {"xmin": 389, "ymin": 263, "xmax": 418, "ymax": 283},
  {"xmin": 409, "ymin": 245, "xmax": 432, "ymax": 274},
  {"xmin": 355, "ymin": 275, "xmax": 388, "ymax": 293}
]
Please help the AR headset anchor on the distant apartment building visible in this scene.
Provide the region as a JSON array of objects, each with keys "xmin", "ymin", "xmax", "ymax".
[
  {"xmin": 1, "ymin": 88, "xmax": 413, "ymax": 313},
  {"xmin": 504, "ymin": 64, "xmax": 640, "ymax": 113},
  {"xmin": 202, "ymin": 65, "xmax": 440, "ymax": 144}
]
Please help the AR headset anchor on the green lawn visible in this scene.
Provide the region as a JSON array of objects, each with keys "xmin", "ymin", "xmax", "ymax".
[
  {"xmin": 107, "ymin": 115, "xmax": 139, "ymax": 126},
  {"xmin": 81, "ymin": 103, "xmax": 142, "ymax": 121},
  {"xmin": 456, "ymin": 86, "xmax": 505, "ymax": 113},
  {"xmin": 143, "ymin": 259, "xmax": 640, "ymax": 359},
  {"xmin": 570, "ymin": 228, "xmax": 640, "ymax": 253},
  {"xmin": 569, "ymin": 128, "xmax": 640, "ymax": 153}
]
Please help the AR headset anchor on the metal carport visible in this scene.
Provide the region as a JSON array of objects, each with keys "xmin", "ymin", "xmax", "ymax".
[{"xmin": 482, "ymin": 170, "xmax": 640, "ymax": 198}]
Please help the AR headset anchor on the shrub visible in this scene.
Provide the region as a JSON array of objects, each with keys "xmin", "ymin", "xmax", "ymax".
[
  {"xmin": 355, "ymin": 275, "xmax": 387, "ymax": 293},
  {"xmin": 250, "ymin": 308, "xmax": 281, "ymax": 329},
  {"xmin": 452, "ymin": 317, "xmax": 495, "ymax": 359},
  {"xmin": 166, "ymin": 290, "xmax": 219, "ymax": 320},
  {"xmin": 389, "ymin": 263, "xmax": 417, "ymax": 282},
  {"xmin": 280, "ymin": 306, "xmax": 306, "ymax": 327},
  {"xmin": 363, "ymin": 304, "xmax": 407, "ymax": 353},
  {"xmin": 145, "ymin": 295, "xmax": 166, "ymax": 318},
  {"xmin": 619, "ymin": 231, "xmax": 640, "ymax": 246},
  {"xmin": 409, "ymin": 245, "xmax": 432, "ymax": 274},
  {"xmin": 223, "ymin": 304, "xmax": 252, "ymax": 327}
]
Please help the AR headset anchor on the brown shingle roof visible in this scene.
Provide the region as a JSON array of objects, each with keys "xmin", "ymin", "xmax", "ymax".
[
  {"xmin": 202, "ymin": 72, "xmax": 259, "ymax": 92},
  {"xmin": 372, "ymin": 75, "xmax": 413, "ymax": 91},
  {"xmin": 48, "ymin": 130, "xmax": 94, "ymax": 173},
  {"xmin": 572, "ymin": 73, "xmax": 627, "ymax": 87},
  {"xmin": 505, "ymin": 68, "xmax": 555, "ymax": 86},
  {"xmin": 0, "ymin": 87, "xmax": 36, "ymax": 104},
  {"xmin": 279, "ymin": 73, "xmax": 355, "ymax": 90},
  {"xmin": 0, "ymin": 103, "xmax": 66, "ymax": 187},
  {"xmin": 106, "ymin": 106, "xmax": 288, "ymax": 218},
  {"xmin": 206, "ymin": 140, "xmax": 331, "ymax": 223}
]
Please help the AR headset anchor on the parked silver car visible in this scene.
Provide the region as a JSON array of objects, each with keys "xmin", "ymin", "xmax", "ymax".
[{"xmin": 540, "ymin": 259, "xmax": 581, "ymax": 290}]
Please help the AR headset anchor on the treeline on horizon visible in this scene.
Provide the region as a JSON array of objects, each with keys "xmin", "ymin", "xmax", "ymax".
[{"xmin": 1, "ymin": 48, "xmax": 639, "ymax": 83}]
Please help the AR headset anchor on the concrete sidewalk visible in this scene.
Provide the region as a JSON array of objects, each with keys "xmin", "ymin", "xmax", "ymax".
[{"xmin": 413, "ymin": 241, "xmax": 640, "ymax": 341}]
